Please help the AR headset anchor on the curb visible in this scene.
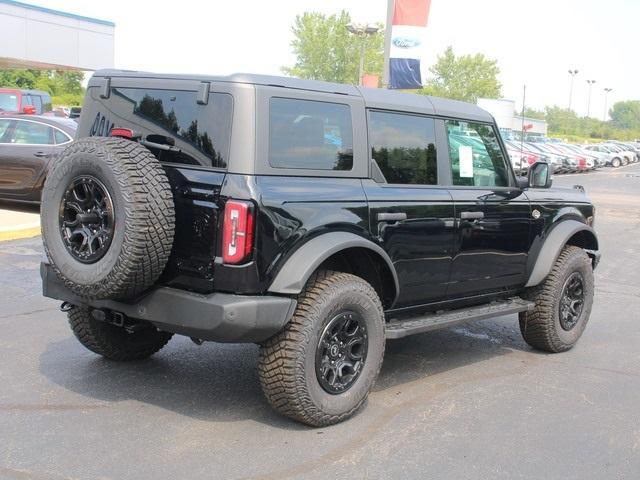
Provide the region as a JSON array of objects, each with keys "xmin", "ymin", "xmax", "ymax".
[{"xmin": 0, "ymin": 223, "xmax": 41, "ymax": 242}]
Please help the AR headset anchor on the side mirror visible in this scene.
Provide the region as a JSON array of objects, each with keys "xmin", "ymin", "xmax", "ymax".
[
  {"xmin": 528, "ymin": 161, "xmax": 553, "ymax": 188},
  {"xmin": 22, "ymin": 105, "xmax": 36, "ymax": 115}
]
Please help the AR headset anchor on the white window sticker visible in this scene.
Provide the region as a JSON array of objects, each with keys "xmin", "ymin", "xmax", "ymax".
[{"xmin": 459, "ymin": 145, "xmax": 474, "ymax": 178}]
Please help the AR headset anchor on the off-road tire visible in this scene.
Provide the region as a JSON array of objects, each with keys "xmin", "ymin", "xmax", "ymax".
[
  {"xmin": 41, "ymin": 137, "xmax": 175, "ymax": 300},
  {"xmin": 68, "ymin": 306, "xmax": 172, "ymax": 361},
  {"xmin": 519, "ymin": 246, "xmax": 594, "ymax": 353},
  {"xmin": 258, "ymin": 270, "xmax": 385, "ymax": 427}
]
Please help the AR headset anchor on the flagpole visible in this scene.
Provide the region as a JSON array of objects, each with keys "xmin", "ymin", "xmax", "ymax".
[{"xmin": 382, "ymin": 0, "xmax": 394, "ymax": 88}]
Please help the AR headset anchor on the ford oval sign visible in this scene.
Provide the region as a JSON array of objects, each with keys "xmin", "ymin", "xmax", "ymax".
[{"xmin": 392, "ymin": 36, "xmax": 421, "ymax": 48}]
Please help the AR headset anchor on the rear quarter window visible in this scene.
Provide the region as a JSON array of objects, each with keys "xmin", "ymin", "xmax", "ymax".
[{"xmin": 268, "ymin": 97, "xmax": 353, "ymax": 171}]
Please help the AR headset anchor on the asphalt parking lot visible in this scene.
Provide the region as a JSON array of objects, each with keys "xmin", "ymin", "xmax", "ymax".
[{"xmin": 1, "ymin": 164, "xmax": 639, "ymax": 480}]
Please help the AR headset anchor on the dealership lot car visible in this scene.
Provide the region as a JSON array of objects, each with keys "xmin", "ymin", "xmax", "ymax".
[
  {"xmin": 0, "ymin": 87, "xmax": 53, "ymax": 115},
  {"xmin": 39, "ymin": 70, "xmax": 600, "ymax": 426},
  {"xmin": 0, "ymin": 115, "xmax": 76, "ymax": 204}
]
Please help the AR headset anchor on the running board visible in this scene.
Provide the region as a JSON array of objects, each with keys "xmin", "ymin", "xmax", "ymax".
[{"xmin": 385, "ymin": 297, "xmax": 535, "ymax": 340}]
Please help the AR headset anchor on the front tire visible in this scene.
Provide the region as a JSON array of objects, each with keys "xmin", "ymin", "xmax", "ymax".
[
  {"xmin": 519, "ymin": 246, "xmax": 594, "ymax": 353},
  {"xmin": 68, "ymin": 306, "xmax": 173, "ymax": 361},
  {"xmin": 258, "ymin": 271, "xmax": 385, "ymax": 427},
  {"xmin": 611, "ymin": 157, "xmax": 621, "ymax": 168}
]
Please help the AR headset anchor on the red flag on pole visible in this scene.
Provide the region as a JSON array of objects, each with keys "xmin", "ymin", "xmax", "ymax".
[{"xmin": 385, "ymin": 0, "xmax": 431, "ymax": 89}]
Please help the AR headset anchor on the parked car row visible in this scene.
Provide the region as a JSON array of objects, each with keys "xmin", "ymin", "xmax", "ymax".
[{"xmin": 505, "ymin": 139, "xmax": 640, "ymax": 174}]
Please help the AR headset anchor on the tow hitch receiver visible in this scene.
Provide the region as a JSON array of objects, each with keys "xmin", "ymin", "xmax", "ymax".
[{"xmin": 90, "ymin": 308, "xmax": 149, "ymax": 334}]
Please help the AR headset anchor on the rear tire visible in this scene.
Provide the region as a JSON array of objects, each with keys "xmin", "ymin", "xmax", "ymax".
[
  {"xmin": 68, "ymin": 306, "xmax": 172, "ymax": 361},
  {"xmin": 519, "ymin": 246, "xmax": 594, "ymax": 353},
  {"xmin": 611, "ymin": 158, "xmax": 621, "ymax": 168},
  {"xmin": 258, "ymin": 270, "xmax": 385, "ymax": 427}
]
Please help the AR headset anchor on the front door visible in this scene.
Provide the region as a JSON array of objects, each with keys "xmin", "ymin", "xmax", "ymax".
[
  {"xmin": 443, "ymin": 119, "xmax": 531, "ymax": 297},
  {"xmin": 364, "ymin": 110, "xmax": 456, "ymax": 308}
]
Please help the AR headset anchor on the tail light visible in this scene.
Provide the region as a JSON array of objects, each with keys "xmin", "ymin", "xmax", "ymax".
[
  {"xmin": 222, "ymin": 200, "xmax": 255, "ymax": 265},
  {"xmin": 110, "ymin": 127, "xmax": 141, "ymax": 140},
  {"xmin": 526, "ymin": 154, "xmax": 538, "ymax": 165}
]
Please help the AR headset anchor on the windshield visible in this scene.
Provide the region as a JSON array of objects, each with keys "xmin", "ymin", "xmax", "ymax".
[{"xmin": 0, "ymin": 92, "xmax": 19, "ymax": 112}]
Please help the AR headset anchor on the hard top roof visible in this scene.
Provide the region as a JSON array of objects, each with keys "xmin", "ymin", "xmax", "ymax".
[{"xmin": 91, "ymin": 69, "xmax": 493, "ymax": 122}]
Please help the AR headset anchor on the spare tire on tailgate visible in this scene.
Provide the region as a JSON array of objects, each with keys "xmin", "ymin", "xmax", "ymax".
[{"xmin": 41, "ymin": 137, "xmax": 175, "ymax": 300}]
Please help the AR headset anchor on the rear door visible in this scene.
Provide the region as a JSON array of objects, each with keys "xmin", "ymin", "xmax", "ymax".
[
  {"xmin": 364, "ymin": 110, "xmax": 455, "ymax": 308},
  {"xmin": 80, "ymin": 78, "xmax": 235, "ymax": 292},
  {"xmin": 444, "ymin": 119, "xmax": 531, "ymax": 297}
]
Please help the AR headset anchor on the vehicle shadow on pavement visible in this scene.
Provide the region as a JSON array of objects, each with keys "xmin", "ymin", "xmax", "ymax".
[
  {"xmin": 374, "ymin": 317, "xmax": 536, "ymax": 392},
  {"xmin": 38, "ymin": 316, "xmax": 536, "ymax": 430}
]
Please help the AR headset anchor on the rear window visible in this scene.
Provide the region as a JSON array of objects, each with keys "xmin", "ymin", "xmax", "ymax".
[
  {"xmin": 91, "ymin": 88, "xmax": 232, "ymax": 169},
  {"xmin": 0, "ymin": 92, "xmax": 18, "ymax": 112},
  {"xmin": 269, "ymin": 97, "xmax": 353, "ymax": 171}
]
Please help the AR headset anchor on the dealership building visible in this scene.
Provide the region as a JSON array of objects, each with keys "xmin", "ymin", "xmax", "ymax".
[
  {"xmin": 477, "ymin": 98, "xmax": 548, "ymax": 140},
  {"xmin": 0, "ymin": 0, "xmax": 114, "ymax": 71}
]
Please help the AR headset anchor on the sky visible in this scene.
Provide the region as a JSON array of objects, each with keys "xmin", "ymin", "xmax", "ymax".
[{"xmin": 30, "ymin": 0, "xmax": 640, "ymax": 119}]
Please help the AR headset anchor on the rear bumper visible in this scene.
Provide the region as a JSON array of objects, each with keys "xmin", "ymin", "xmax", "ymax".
[{"xmin": 41, "ymin": 263, "xmax": 296, "ymax": 343}]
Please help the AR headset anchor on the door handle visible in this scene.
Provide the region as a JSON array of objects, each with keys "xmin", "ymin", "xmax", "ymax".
[
  {"xmin": 460, "ymin": 211, "xmax": 484, "ymax": 220},
  {"xmin": 33, "ymin": 151, "xmax": 49, "ymax": 158},
  {"xmin": 377, "ymin": 212, "xmax": 407, "ymax": 222}
]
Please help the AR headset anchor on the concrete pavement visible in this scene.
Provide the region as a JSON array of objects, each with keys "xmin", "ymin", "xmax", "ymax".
[{"xmin": 0, "ymin": 208, "xmax": 40, "ymax": 241}]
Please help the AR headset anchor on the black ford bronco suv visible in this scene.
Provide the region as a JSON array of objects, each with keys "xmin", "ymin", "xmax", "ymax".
[{"xmin": 40, "ymin": 70, "xmax": 600, "ymax": 426}]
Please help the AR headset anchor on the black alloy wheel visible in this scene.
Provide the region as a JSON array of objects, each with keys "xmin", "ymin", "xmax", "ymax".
[
  {"xmin": 59, "ymin": 175, "xmax": 114, "ymax": 264},
  {"xmin": 559, "ymin": 272, "xmax": 585, "ymax": 331},
  {"xmin": 315, "ymin": 310, "xmax": 368, "ymax": 394}
]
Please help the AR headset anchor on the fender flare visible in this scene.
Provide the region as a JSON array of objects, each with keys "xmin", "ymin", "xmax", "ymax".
[
  {"xmin": 525, "ymin": 220, "xmax": 598, "ymax": 287},
  {"xmin": 267, "ymin": 231, "xmax": 399, "ymax": 303}
]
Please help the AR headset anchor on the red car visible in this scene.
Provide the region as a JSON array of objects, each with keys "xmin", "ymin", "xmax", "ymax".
[{"xmin": 0, "ymin": 88, "xmax": 53, "ymax": 115}]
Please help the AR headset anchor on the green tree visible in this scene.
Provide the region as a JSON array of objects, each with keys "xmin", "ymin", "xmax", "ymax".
[
  {"xmin": 522, "ymin": 107, "xmax": 545, "ymax": 120},
  {"xmin": 282, "ymin": 10, "xmax": 384, "ymax": 85},
  {"xmin": 0, "ymin": 69, "xmax": 85, "ymax": 105},
  {"xmin": 418, "ymin": 46, "xmax": 501, "ymax": 103},
  {"xmin": 609, "ymin": 100, "xmax": 640, "ymax": 130}
]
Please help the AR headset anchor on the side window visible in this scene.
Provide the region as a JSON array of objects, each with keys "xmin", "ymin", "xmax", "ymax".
[
  {"xmin": 54, "ymin": 129, "xmax": 71, "ymax": 144},
  {"xmin": 0, "ymin": 92, "xmax": 19, "ymax": 112},
  {"xmin": 0, "ymin": 119, "xmax": 13, "ymax": 143},
  {"xmin": 41, "ymin": 95, "xmax": 53, "ymax": 113},
  {"xmin": 31, "ymin": 95, "xmax": 43, "ymax": 114},
  {"xmin": 12, "ymin": 121, "xmax": 54, "ymax": 145},
  {"xmin": 269, "ymin": 97, "xmax": 353, "ymax": 171},
  {"xmin": 446, "ymin": 120, "xmax": 509, "ymax": 187},
  {"xmin": 369, "ymin": 111, "xmax": 437, "ymax": 185}
]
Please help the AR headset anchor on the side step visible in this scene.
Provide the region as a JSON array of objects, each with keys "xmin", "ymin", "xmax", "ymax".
[{"xmin": 385, "ymin": 297, "xmax": 534, "ymax": 340}]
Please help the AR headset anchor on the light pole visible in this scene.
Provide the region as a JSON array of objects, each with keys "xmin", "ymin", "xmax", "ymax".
[
  {"xmin": 568, "ymin": 69, "xmax": 579, "ymax": 111},
  {"xmin": 603, "ymin": 87, "xmax": 613, "ymax": 121},
  {"xmin": 346, "ymin": 23, "xmax": 379, "ymax": 85},
  {"xmin": 586, "ymin": 79, "xmax": 596, "ymax": 117}
]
